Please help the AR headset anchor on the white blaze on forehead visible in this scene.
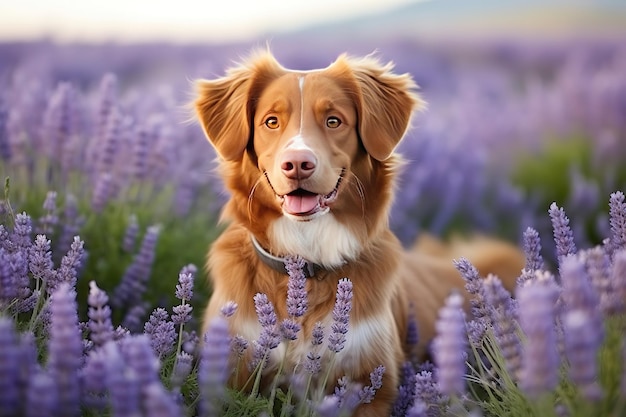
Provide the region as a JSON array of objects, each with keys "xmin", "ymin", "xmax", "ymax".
[{"xmin": 285, "ymin": 75, "xmax": 310, "ymax": 151}]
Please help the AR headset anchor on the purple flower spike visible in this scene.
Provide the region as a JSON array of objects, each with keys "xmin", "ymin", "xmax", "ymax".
[
  {"xmin": 281, "ymin": 317, "xmax": 301, "ymax": 341},
  {"xmin": 29, "ymin": 234, "xmax": 54, "ymax": 284},
  {"xmin": 171, "ymin": 352, "xmax": 194, "ymax": 388},
  {"xmin": 254, "ymin": 293, "xmax": 278, "ymax": 329},
  {"xmin": 563, "ymin": 309, "xmax": 603, "ymax": 401},
  {"xmin": 285, "ymin": 255, "xmax": 308, "ymax": 317},
  {"xmin": 250, "ymin": 293, "xmax": 280, "ymax": 370},
  {"xmin": 200, "ymin": 316, "xmax": 231, "ymax": 417},
  {"xmin": 119, "ymin": 334, "xmax": 161, "ymax": 388},
  {"xmin": 0, "ymin": 318, "xmax": 20, "ymax": 416},
  {"xmin": 328, "ymin": 278, "xmax": 353, "ymax": 353},
  {"xmin": 112, "ymin": 225, "xmax": 161, "ymax": 308},
  {"xmin": 523, "ymin": 226, "xmax": 544, "ymax": 271},
  {"xmin": 12, "ymin": 212, "xmax": 32, "ymax": 250},
  {"xmin": 230, "ymin": 335, "xmax": 249, "ymax": 358},
  {"xmin": 122, "ymin": 214, "xmax": 139, "ymax": 253},
  {"xmin": 87, "ymin": 281, "xmax": 114, "ymax": 346},
  {"xmin": 432, "ymin": 291, "xmax": 467, "ymax": 396},
  {"xmin": 143, "ymin": 382, "xmax": 182, "ymax": 417},
  {"xmin": 359, "ymin": 365, "xmax": 385, "ymax": 404},
  {"xmin": 560, "ymin": 256, "xmax": 603, "ymax": 340},
  {"xmin": 103, "ymin": 341, "xmax": 141, "ymax": 417},
  {"xmin": 608, "ymin": 191, "xmax": 626, "ymax": 255},
  {"xmin": 25, "ymin": 370, "xmax": 58, "ymax": 417},
  {"xmin": 610, "ymin": 249, "xmax": 626, "ymax": 314},
  {"xmin": 413, "ymin": 369, "xmax": 443, "ymax": 414},
  {"xmin": 517, "ymin": 280, "xmax": 560, "ymax": 398},
  {"xmin": 47, "ymin": 283, "xmax": 82, "ymax": 417},
  {"xmin": 91, "ymin": 172, "xmax": 115, "ymax": 213},
  {"xmin": 52, "ymin": 236, "xmax": 84, "ymax": 292},
  {"xmin": 175, "ymin": 264, "xmax": 196, "ymax": 302},
  {"xmin": 39, "ymin": 191, "xmax": 58, "ymax": 235},
  {"xmin": 548, "ymin": 202, "xmax": 577, "ymax": 261},
  {"xmin": 482, "ymin": 275, "xmax": 521, "ymax": 378},
  {"xmin": 144, "ymin": 308, "xmax": 176, "ymax": 358},
  {"xmin": 220, "ymin": 301, "xmax": 238, "ymax": 318}
]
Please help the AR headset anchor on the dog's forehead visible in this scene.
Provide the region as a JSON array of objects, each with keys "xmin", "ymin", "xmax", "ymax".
[{"xmin": 259, "ymin": 70, "xmax": 351, "ymax": 105}]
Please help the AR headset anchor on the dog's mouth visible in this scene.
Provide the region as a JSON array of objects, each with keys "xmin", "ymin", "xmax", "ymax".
[{"xmin": 274, "ymin": 172, "xmax": 344, "ymax": 220}]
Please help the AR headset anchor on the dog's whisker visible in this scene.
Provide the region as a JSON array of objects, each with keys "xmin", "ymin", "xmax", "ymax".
[
  {"xmin": 349, "ymin": 172, "xmax": 366, "ymax": 218},
  {"xmin": 247, "ymin": 174, "xmax": 265, "ymax": 223}
]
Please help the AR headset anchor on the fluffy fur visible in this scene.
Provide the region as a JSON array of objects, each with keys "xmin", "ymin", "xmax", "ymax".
[{"xmin": 194, "ymin": 51, "xmax": 524, "ymax": 416}]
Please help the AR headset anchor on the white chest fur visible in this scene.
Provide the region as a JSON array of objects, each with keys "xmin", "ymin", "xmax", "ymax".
[{"xmin": 268, "ymin": 214, "xmax": 362, "ymax": 269}]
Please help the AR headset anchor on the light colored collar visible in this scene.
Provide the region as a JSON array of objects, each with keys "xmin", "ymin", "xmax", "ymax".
[{"xmin": 250, "ymin": 235, "xmax": 323, "ymax": 278}]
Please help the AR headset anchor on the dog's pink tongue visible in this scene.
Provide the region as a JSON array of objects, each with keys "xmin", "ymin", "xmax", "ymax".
[{"xmin": 283, "ymin": 194, "xmax": 319, "ymax": 215}]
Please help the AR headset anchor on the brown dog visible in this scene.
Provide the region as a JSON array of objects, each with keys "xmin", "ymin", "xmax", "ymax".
[{"xmin": 194, "ymin": 51, "xmax": 524, "ymax": 416}]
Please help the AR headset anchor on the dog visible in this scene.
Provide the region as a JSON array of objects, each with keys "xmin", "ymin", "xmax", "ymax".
[{"xmin": 194, "ymin": 51, "xmax": 524, "ymax": 416}]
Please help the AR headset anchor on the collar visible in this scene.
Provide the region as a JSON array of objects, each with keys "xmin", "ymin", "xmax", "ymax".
[{"xmin": 250, "ymin": 235, "xmax": 323, "ymax": 279}]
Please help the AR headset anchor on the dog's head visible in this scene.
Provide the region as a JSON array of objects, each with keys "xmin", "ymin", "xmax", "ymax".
[{"xmin": 195, "ymin": 52, "xmax": 423, "ymax": 267}]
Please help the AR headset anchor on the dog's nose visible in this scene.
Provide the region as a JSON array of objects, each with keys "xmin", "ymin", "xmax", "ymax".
[{"xmin": 280, "ymin": 149, "xmax": 317, "ymax": 180}]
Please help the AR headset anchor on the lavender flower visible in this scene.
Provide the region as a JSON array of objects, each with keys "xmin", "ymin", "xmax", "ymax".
[
  {"xmin": 432, "ymin": 291, "xmax": 467, "ymax": 396},
  {"xmin": 517, "ymin": 279, "xmax": 560, "ymax": 398},
  {"xmin": 391, "ymin": 362, "xmax": 417, "ymax": 417},
  {"xmin": 563, "ymin": 309, "xmax": 603, "ymax": 401},
  {"xmin": 304, "ymin": 322, "xmax": 325, "ymax": 375},
  {"xmin": 38, "ymin": 191, "xmax": 58, "ymax": 235},
  {"xmin": 250, "ymin": 293, "xmax": 280, "ymax": 370},
  {"xmin": 175, "ymin": 264, "xmax": 197, "ymax": 301},
  {"xmin": 122, "ymin": 214, "xmax": 139, "ymax": 253},
  {"xmin": 610, "ymin": 249, "xmax": 626, "ymax": 314},
  {"xmin": 47, "ymin": 283, "xmax": 82, "ymax": 417},
  {"xmin": 11, "ymin": 212, "xmax": 32, "ymax": 250},
  {"xmin": 359, "ymin": 365, "xmax": 385, "ymax": 404},
  {"xmin": 230, "ymin": 335, "xmax": 249, "ymax": 358},
  {"xmin": 51, "ymin": 236, "xmax": 84, "ymax": 292},
  {"xmin": 482, "ymin": 275, "xmax": 521, "ymax": 378},
  {"xmin": 200, "ymin": 316, "xmax": 231, "ymax": 417},
  {"xmin": 171, "ymin": 351, "xmax": 194, "ymax": 388},
  {"xmin": 112, "ymin": 224, "xmax": 161, "ymax": 308},
  {"xmin": 549, "ymin": 202, "xmax": 577, "ymax": 261},
  {"xmin": 118, "ymin": 334, "xmax": 161, "ymax": 388},
  {"xmin": 559, "ymin": 255, "xmax": 603, "ymax": 341},
  {"xmin": 454, "ymin": 258, "xmax": 488, "ymax": 324},
  {"xmin": 87, "ymin": 281, "xmax": 114, "ymax": 346},
  {"xmin": 122, "ymin": 303, "xmax": 147, "ymax": 333},
  {"xmin": 406, "ymin": 400, "xmax": 428, "ymax": 417},
  {"xmin": 143, "ymin": 382, "xmax": 182, "ymax": 417},
  {"xmin": 144, "ymin": 308, "xmax": 176, "ymax": 358},
  {"xmin": 584, "ymin": 246, "xmax": 616, "ymax": 314},
  {"xmin": 103, "ymin": 341, "xmax": 141, "ymax": 417},
  {"xmin": 172, "ymin": 304, "xmax": 193, "ymax": 325},
  {"xmin": 522, "ymin": 226, "xmax": 544, "ymax": 271},
  {"xmin": 220, "ymin": 301, "xmax": 238, "ymax": 318},
  {"xmin": 413, "ymin": 368, "xmax": 444, "ymax": 416},
  {"xmin": 91, "ymin": 172, "xmax": 114, "ymax": 213},
  {"xmin": 280, "ymin": 317, "xmax": 301, "ymax": 341},
  {"xmin": 0, "ymin": 318, "xmax": 20, "ymax": 416},
  {"xmin": 608, "ymin": 191, "xmax": 626, "ymax": 255},
  {"xmin": 285, "ymin": 255, "xmax": 308, "ymax": 317},
  {"xmin": 25, "ymin": 370, "xmax": 58, "ymax": 417},
  {"xmin": 29, "ymin": 234, "xmax": 54, "ymax": 284},
  {"xmin": 0, "ymin": 102, "xmax": 10, "ymax": 161},
  {"xmin": 58, "ymin": 193, "xmax": 83, "ymax": 256},
  {"xmin": 328, "ymin": 278, "xmax": 353, "ymax": 353}
]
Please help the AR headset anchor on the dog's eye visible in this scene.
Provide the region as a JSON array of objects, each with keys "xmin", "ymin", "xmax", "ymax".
[
  {"xmin": 326, "ymin": 116, "xmax": 342, "ymax": 129},
  {"xmin": 265, "ymin": 116, "xmax": 279, "ymax": 129}
]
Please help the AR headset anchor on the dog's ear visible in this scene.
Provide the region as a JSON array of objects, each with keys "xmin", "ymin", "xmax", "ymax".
[
  {"xmin": 194, "ymin": 52, "xmax": 284, "ymax": 161},
  {"xmin": 337, "ymin": 55, "xmax": 425, "ymax": 161}
]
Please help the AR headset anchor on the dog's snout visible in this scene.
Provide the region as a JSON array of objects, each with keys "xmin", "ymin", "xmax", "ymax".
[{"xmin": 280, "ymin": 149, "xmax": 317, "ymax": 179}]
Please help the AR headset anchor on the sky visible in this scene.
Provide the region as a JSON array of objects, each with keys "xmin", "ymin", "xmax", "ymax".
[{"xmin": 0, "ymin": 0, "xmax": 419, "ymax": 43}]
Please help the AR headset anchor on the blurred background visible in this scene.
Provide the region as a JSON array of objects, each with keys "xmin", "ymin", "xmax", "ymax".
[{"xmin": 1, "ymin": 0, "xmax": 626, "ymax": 303}]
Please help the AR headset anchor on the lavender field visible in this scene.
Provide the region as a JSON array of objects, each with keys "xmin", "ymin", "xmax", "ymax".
[{"xmin": 1, "ymin": 32, "xmax": 626, "ymax": 417}]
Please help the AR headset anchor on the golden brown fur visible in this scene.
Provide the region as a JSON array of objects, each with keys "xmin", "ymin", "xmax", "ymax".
[{"xmin": 194, "ymin": 51, "xmax": 524, "ymax": 416}]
